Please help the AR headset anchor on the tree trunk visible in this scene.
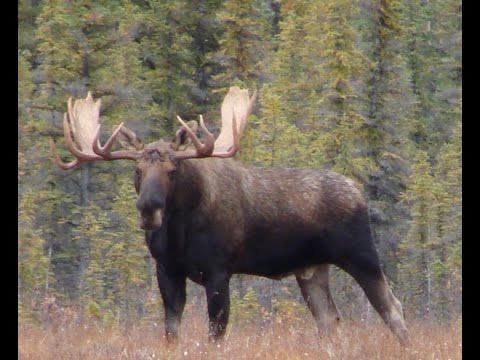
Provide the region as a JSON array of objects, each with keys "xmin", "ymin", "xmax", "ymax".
[
  {"xmin": 45, "ymin": 245, "xmax": 52, "ymax": 295},
  {"xmin": 78, "ymin": 163, "xmax": 91, "ymax": 303}
]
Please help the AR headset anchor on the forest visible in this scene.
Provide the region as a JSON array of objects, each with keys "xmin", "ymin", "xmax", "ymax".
[{"xmin": 19, "ymin": 0, "xmax": 461, "ymax": 350}]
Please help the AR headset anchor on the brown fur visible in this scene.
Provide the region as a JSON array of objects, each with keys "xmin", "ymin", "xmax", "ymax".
[
  {"xmin": 110, "ymin": 120, "xmax": 409, "ymax": 344},
  {"xmin": 170, "ymin": 158, "xmax": 366, "ymax": 254}
]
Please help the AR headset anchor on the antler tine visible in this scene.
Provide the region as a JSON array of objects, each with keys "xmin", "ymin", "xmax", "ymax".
[
  {"xmin": 93, "ymin": 122, "xmax": 125, "ymax": 158},
  {"xmin": 199, "ymin": 115, "xmax": 215, "ymax": 151},
  {"xmin": 93, "ymin": 122, "xmax": 143, "ymax": 160},
  {"xmin": 49, "ymin": 137, "xmax": 82, "ymax": 170},
  {"xmin": 176, "ymin": 115, "xmax": 214, "ymax": 157}
]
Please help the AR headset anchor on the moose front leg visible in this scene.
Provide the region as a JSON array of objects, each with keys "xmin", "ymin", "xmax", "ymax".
[
  {"xmin": 156, "ymin": 263, "xmax": 186, "ymax": 341},
  {"xmin": 205, "ymin": 272, "xmax": 231, "ymax": 341}
]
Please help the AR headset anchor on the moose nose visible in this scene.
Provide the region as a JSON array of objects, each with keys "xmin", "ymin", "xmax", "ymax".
[{"xmin": 136, "ymin": 193, "xmax": 165, "ymax": 214}]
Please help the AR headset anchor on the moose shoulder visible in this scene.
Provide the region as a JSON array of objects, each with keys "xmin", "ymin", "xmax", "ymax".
[{"xmin": 50, "ymin": 87, "xmax": 408, "ymax": 344}]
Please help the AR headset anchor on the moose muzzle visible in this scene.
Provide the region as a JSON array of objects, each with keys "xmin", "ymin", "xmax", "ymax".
[{"xmin": 139, "ymin": 209, "xmax": 163, "ymax": 230}]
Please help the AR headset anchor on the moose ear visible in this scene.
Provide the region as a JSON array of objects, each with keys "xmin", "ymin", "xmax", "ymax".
[
  {"xmin": 171, "ymin": 120, "xmax": 198, "ymax": 151},
  {"xmin": 115, "ymin": 125, "xmax": 144, "ymax": 151}
]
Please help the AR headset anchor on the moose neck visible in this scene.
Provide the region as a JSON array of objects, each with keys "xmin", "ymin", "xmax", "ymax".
[
  {"xmin": 170, "ymin": 158, "xmax": 212, "ymax": 213},
  {"xmin": 170, "ymin": 157, "xmax": 241, "ymax": 214}
]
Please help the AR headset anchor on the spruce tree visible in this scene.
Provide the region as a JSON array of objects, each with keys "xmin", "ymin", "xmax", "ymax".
[
  {"xmin": 18, "ymin": 191, "xmax": 51, "ymax": 322},
  {"xmin": 139, "ymin": 0, "xmax": 204, "ymax": 134},
  {"xmin": 398, "ymin": 150, "xmax": 437, "ymax": 319},
  {"xmin": 214, "ymin": 0, "xmax": 272, "ymax": 90},
  {"xmin": 431, "ymin": 122, "xmax": 462, "ymax": 320},
  {"xmin": 360, "ymin": 0, "xmax": 417, "ymax": 285},
  {"xmin": 109, "ymin": 176, "xmax": 151, "ymax": 323}
]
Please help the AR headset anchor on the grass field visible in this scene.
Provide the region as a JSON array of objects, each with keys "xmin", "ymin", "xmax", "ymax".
[{"xmin": 19, "ymin": 310, "xmax": 461, "ymax": 360}]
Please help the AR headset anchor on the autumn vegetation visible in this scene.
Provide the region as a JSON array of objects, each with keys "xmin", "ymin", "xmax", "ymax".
[
  {"xmin": 19, "ymin": 0, "xmax": 461, "ymax": 358},
  {"xmin": 19, "ymin": 303, "xmax": 461, "ymax": 360}
]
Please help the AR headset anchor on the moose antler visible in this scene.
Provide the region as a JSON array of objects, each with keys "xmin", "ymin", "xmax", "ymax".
[
  {"xmin": 174, "ymin": 86, "xmax": 257, "ymax": 160},
  {"xmin": 50, "ymin": 92, "xmax": 141, "ymax": 169},
  {"xmin": 51, "ymin": 87, "xmax": 257, "ymax": 169}
]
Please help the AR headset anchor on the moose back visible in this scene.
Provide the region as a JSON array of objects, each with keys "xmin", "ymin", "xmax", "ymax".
[{"xmin": 51, "ymin": 87, "xmax": 408, "ymax": 344}]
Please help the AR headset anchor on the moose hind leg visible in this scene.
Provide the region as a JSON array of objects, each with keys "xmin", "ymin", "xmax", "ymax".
[
  {"xmin": 339, "ymin": 255, "xmax": 408, "ymax": 344},
  {"xmin": 295, "ymin": 264, "xmax": 341, "ymax": 334}
]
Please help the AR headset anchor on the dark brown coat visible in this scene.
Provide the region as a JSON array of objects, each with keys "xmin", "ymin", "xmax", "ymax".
[{"xmin": 51, "ymin": 88, "xmax": 408, "ymax": 345}]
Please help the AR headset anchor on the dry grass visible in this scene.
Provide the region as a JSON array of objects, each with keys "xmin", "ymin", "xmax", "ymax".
[{"xmin": 19, "ymin": 312, "xmax": 461, "ymax": 360}]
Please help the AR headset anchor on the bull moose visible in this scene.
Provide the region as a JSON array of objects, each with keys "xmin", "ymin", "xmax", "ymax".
[{"xmin": 50, "ymin": 87, "xmax": 408, "ymax": 344}]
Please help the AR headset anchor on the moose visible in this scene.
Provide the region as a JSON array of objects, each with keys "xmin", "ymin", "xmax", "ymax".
[{"xmin": 50, "ymin": 87, "xmax": 408, "ymax": 344}]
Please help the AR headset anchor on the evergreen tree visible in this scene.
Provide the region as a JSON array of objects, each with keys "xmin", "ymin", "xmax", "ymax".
[
  {"xmin": 18, "ymin": 191, "xmax": 51, "ymax": 321},
  {"xmin": 109, "ymin": 176, "xmax": 151, "ymax": 323},
  {"xmin": 360, "ymin": 0, "xmax": 417, "ymax": 284},
  {"xmin": 139, "ymin": 0, "xmax": 211, "ymax": 134},
  {"xmin": 431, "ymin": 122, "xmax": 462, "ymax": 320},
  {"xmin": 18, "ymin": 48, "xmax": 36, "ymax": 180},
  {"xmin": 241, "ymin": 85, "xmax": 308, "ymax": 167},
  {"xmin": 34, "ymin": 0, "xmax": 152, "ymax": 304},
  {"xmin": 398, "ymin": 150, "xmax": 437, "ymax": 319},
  {"xmin": 73, "ymin": 203, "xmax": 111, "ymax": 312},
  {"xmin": 241, "ymin": 1, "xmax": 319, "ymax": 168},
  {"xmin": 306, "ymin": 0, "xmax": 375, "ymax": 181},
  {"xmin": 404, "ymin": 0, "xmax": 462, "ymax": 155},
  {"xmin": 19, "ymin": 0, "xmax": 41, "ymax": 51},
  {"xmin": 214, "ymin": 0, "xmax": 272, "ymax": 90}
]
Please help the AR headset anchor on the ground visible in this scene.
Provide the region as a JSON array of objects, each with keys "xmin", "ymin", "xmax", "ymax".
[{"xmin": 19, "ymin": 308, "xmax": 461, "ymax": 360}]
